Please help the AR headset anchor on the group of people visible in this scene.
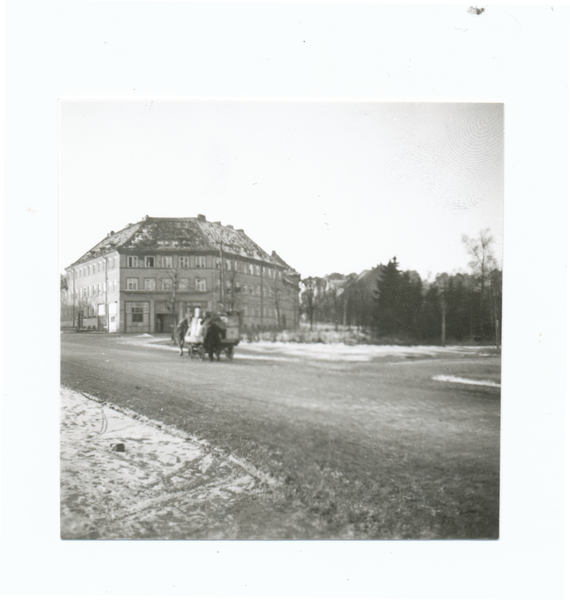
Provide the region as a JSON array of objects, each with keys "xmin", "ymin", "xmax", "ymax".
[{"xmin": 176, "ymin": 312, "xmax": 224, "ymax": 361}]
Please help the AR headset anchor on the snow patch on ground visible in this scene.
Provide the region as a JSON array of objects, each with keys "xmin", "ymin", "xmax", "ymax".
[
  {"xmin": 432, "ymin": 375, "xmax": 501, "ymax": 388},
  {"xmin": 60, "ymin": 386, "xmax": 276, "ymax": 539},
  {"xmin": 117, "ymin": 335, "xmax": 497, "ymax": 363},
  {"xmin": 243, "ymin": 342, "xmax": 492, "ymax": 362}
]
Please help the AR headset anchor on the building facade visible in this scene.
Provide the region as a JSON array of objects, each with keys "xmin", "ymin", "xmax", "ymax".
[{"xmin": 61, "ymin": 215, "xmax": 300, "ymax": 334}]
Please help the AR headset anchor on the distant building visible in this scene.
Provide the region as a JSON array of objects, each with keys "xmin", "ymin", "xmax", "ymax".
[
  {"xmin": 62, "ymin": 215, "xmax": 300, "ymax": 334},
  {"xmin": 337, "ymin": 265, "xmax": 386, "ymax": 329}
]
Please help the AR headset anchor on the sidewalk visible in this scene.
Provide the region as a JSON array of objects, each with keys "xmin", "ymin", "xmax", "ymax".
[{"xmin": 60, "ymin": 387, "xmax": 273, "ymax": 539}]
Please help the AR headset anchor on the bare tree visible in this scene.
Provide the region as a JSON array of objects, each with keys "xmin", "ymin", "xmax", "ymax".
[
  {"xmin": 324, "ymin": 273, "xmax": 346, "ymax": 330},
  {"xmin": 301, "ymin": 276, "xmax": 326, "ymax": 330},
  {"xmin": 224, "ymin": 260, "xmax": 242, "ymax": 312},
  {"xmin": 462, "ymin": 229, "xmax": 499, "ymax": 339}
]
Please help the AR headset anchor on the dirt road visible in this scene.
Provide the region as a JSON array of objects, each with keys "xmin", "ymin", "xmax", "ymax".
[{"xmin": 61, "ymin": 334, "xmax": 501, "ymax": 539}]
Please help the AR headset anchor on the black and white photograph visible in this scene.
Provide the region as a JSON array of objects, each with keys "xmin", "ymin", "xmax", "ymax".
[
  {"xmin": 59, "ymin": 100, "xmax": 503, "ymax": 541},
  {"xmin": 3, "ymin": 2, "xmax": 567, "ymax": 599}
]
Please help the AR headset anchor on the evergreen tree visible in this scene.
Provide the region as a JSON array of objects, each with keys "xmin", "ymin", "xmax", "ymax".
[
  {"xmin": 399, "ymin": 270, "xmax": 424, "ymax": 337},
  {"xmin": 374, "ymin": 257, "xmax": 403, "ymax": 335}
]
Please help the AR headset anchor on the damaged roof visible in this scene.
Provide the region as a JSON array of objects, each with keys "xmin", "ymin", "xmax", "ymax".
[{"xmin": 68, "ymin": 216, "xmax": 288, "ymax": 268}]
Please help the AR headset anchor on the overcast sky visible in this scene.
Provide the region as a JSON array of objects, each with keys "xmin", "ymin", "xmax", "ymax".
[{"xmin": 59, "ymin": 101, "xmax": 503, "ymax": 280}]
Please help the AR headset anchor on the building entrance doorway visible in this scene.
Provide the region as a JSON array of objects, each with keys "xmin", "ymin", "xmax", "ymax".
[{"xmin": 156, "ymin": 313, "xmax": 175, "ymax": 334}]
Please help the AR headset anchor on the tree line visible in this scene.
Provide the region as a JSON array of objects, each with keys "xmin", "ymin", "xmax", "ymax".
[{"xmin": 300, "ymin": 229, "xmax": 502, "ymax": 345}]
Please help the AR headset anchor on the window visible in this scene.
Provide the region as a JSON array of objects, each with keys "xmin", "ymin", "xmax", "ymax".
[
  {"xmin": 256, "ymin": 285, "xmax": 261, "ymax": 296},
  {"xmin": 248, "ymin": 263, "xmax": 254, "ymax": 275},
  {"xmin": 215, "ymin": 258, "xmax": 221, "ymax": 270},
  {"xmin": 144, "ymin": 278, "xmax": 156, "ymax": 291},
  {"xmin": 196, "ymin": 256, "xmax": 206, "ymax": 269},
  {"xmin": 249, "ymin": 284, "xmax": 254, "ymax": 296},
  {"xmin": 98, "ymin": 262, "xmax": 102, "ymax": 273},
  {"xmin": 179, "ymin": 256, "xmax": 190, "ymax": 269},
  {"xmin": 161, "ymin": 256, "xmax": 173, "ymax": 268},
  {"xmin": 92, "ymin": 285, "xmax": 96, "ymax": 296},
  {"xmin": 256, "ymin": 265, "xmax": 261, "ymax": 276},
  {"xmin": 225, "ymin": 259, "xmax": 232, "ymax": 271},
  {"xmin": 179, "ymin": 278, "xmax": 190, "ymax": 291},
  {"xmin": 127, "ymin": 256, "xmax": 138, "ymax": 268},
  {"xmin": 127, "ymin": 278, "xmax": 139, "ymax": 290},
  {"xmin": 162, "ymin": 278, "xmax": 173, "ymax": 291},
  {"xmin": 126, "ymin": 302, "xmax": 148, "ymax": 325},
  {"xmin": 195, "ymin": 278, "xmax": 207, "ymax": 292},
  {"xmin": 243, "ymin": 306, "xmax": 248, "ymax": 317},
  {"xmin": 145, "ymin": 256, "xmax": 155, "ymax": 268},
  {"xmin": 113, "ymin": 280, "xmax": 116, "ymax": 292}
]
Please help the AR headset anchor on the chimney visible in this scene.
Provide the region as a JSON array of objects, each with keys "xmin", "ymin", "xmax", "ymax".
[
  {"xmin": 226, "ymin": 224, "xmax": 234, "ymax": 229},
  {"xmin": 237, "ymin": 229, "xmax": 244, "ymax": 233},
  {"xmin": 197, "ymin": 214, "xmax": 206, "ymax": 221},
  {"xmin": 214, "ymin": 221, "xmax": 221, "ymax": 225}
]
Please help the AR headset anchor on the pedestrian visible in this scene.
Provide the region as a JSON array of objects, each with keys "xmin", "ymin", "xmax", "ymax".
[{"xmin": 176, "ymin": 317, "xmax": 189, "ymax": 356}]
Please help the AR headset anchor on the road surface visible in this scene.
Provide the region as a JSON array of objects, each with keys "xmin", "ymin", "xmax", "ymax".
[{"xmin": 61, "ymin": 333, "xmax": 501, "ymax": 540}]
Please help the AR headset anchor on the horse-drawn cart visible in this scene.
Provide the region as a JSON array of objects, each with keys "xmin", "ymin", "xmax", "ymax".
[{"xmin": 184, "ymin": 310, "xmax": 240, "ymax": 360}]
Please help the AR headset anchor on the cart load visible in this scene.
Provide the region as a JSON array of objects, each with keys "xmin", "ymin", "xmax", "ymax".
[{"xmin": 184, "ymin": 309, "xmax": 240, "ymax": 360}]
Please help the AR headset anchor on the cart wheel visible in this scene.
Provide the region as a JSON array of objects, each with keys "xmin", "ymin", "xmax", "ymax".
[{"xmin": 225, "ymin": 345, "xmax": 234, "ymax": 360}]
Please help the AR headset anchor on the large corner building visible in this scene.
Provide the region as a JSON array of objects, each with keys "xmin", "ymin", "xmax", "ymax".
[{"xmin": 62, "ymin": 215, "xmax": 300, "ymax": 334}]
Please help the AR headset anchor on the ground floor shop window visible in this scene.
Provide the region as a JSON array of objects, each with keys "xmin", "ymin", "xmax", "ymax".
[{"xmin": 125, "ymin": 302, "xmax": 149, "ymax": 332}]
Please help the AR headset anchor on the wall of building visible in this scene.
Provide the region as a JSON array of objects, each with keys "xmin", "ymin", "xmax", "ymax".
[
  {"xmin": 65, "ymin": 251, "xmax": 120, "ymax": 331},
  {"xmin": 64, "ymin": 246, "xmax": 300, "ymax": 334}
]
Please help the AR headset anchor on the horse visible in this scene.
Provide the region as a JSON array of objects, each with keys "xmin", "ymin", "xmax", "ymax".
[{"xmin": 203, "ymin": 322, "xmax": 223, "ymax": 361}]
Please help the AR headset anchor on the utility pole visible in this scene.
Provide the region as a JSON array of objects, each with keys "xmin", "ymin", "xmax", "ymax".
[
  {"xmin": 72, "ymin": 269, "xmax": 76, "ymax": 329},
  {"xmin": 260, "ymin": 263, "xmax": 264, "ymax": 328},
  {"xmin": 219, "ymin": 241, "xmax": 224, "ymax": 310},
  {"xmin": 105, "ymin": 256, "xmax": 108, "ymax": 332},
  {"xmin": 441, "ymin": 295, "xmax": 447, "ymax": 346}
]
